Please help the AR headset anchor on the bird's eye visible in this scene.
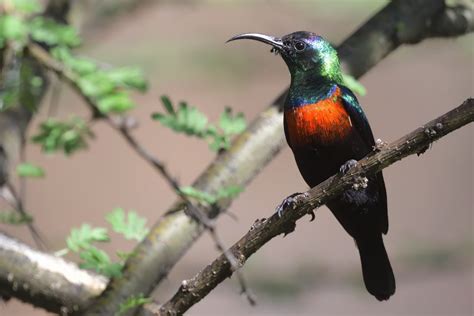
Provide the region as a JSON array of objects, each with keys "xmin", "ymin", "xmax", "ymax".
[{"xmin": 294, "ymin": 41, "xmax": 306, "ymax": 51}]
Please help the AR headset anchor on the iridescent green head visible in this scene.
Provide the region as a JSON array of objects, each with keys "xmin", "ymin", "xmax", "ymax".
[{"xmin": 228, "ymin": 31, "xmax": 343, "ymax": 84}]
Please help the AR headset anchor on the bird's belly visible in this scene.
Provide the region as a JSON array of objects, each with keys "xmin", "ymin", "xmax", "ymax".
[{"xmin": 284, "ymin": 102, "xmax": 353, "ymax": 148}]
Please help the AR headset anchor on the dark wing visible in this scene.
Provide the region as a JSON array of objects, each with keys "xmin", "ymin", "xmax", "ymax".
[
  {"xmin": 340, "ymin": 85, "xmax": 389, "ymax": 234},
  {"xmin": 339, "ymin": 85, "xmax": 375, "ymax": 147}
]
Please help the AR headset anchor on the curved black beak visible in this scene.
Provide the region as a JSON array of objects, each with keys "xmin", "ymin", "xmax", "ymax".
[{"xmin": 226, "ymin": 33, "xmax": 284, "ymax": 50}]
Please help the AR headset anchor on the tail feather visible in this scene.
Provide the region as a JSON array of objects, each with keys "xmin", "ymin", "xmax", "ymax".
[{"xmin": 356, "ymin": 234, "xmax": 395, "ymax": 301}]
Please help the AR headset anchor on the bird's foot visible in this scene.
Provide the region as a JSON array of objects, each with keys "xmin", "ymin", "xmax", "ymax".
[
  {"xmin": 339, "ymin": 159, "xmax": 358, "ymax": 174},
  {"xmin": 352, "ymin": 176, "xmax": 368, "ymax": 191},
  {"xmin": 340, "ymin": 159, "xmax": 368, "ymax": 190},
  {"xmin": 275, "ymin": 192, "xmax": 310, "ymax": 218}
]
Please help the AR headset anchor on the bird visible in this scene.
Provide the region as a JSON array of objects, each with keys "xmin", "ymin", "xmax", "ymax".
[{"xmin": 227, "ymin": 31, "xmax": 395, "ymax": 301}]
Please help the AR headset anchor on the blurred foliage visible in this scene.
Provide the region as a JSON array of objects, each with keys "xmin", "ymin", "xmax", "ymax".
[
  {"xmin": 118, "ymin": 293, "xmax": 152, "ymax": 315},
  {"xmin": 58, "ymin": 209, "xmax": 150, "ymax": 278},
  {"xmin": 0, "ymin": 210, "xmax": 32, "ymax": 225},
  {"xmin": 153, "ymin": 96, "xmax": 246, "ymax": 151},
  {"xmin": 179, "ymin": 185, "xmax": 243, "ymax": 205},
  {"xmin": 342, "ymin": 73, "xmax": 366, "ymax": 96},
  {"xmin": 106, "ymin": 208, "xmax": 149, "ymax": 241},
  {"xmin": 16, "ymin": 162, "xmax": 45, "ymax": 178},
  {"xmin": 31, "ymin": 117, "xmax": 93, "ymax": 155},
  {"xmin": 0, "ymin": 0, "xmax": 148, "ymax": 115}
]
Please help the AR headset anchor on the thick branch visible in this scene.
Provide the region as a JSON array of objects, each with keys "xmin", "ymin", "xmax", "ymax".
[
  {"xmin": 156, "ymin": 98, "xmax": 474, "ymax": 315},
  {"xmin": 0, "ymin": 232, "xmax": 107, "ymax": 313}
]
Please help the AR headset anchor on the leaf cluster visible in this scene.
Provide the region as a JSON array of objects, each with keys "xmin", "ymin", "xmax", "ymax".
[
  {"xmin": 118, "ymin": 293, "xmax": 152, "ymax": 315},
  {"xmin": 152, "ymin": 96, "xmax": 246, "ymax": 151},
  {"xmin": 0, "ymin": 0, "xmax": 147, "ymax": 115},
  {"xmin": 61, "ymin": 209, "xmax": 149, "ymax": 278},
  {"xmin": 31, "ymin": 117, "xmax": 93, "ymax": 155}
]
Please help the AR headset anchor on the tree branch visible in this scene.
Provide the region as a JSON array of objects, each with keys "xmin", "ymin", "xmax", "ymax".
[
  {"xmin": 156, "ymin": 98, "xmax": 474, "ymax": 315},
  {"xmin": 0, "ymin": 232, "xmax": 107, "ymax": 313}
]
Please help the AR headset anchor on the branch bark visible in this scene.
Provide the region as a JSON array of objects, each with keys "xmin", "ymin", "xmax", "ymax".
[
  {"xmin": 87, "ymin": 1, "xmax": 474, "ymax": 314},
  {"xmin": 156, "ymin": 98, "xmax": 474, "ymax": 316},
  {"xmin": 0, "ymin": 232, "xmax": 107, "ymax": 313}
]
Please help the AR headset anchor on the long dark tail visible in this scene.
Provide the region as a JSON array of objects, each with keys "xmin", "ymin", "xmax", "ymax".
[{"xmin": 356, "ymin": 234, "xmax": 395, "ymax": 301}]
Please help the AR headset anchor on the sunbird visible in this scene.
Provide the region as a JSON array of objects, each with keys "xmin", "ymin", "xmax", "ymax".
[{"xmin": 228, "ymin": 31, "xmax": 395, "ymax": 301}]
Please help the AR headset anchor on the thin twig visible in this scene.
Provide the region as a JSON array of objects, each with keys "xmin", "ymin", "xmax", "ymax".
[
  {"xmin": 155, "ymin": 98, "xmax": 474, "ymax": 315},
  {"xmin": 0, "ymin": 181, "xmax": 47, "ymax": 249},
  {"xmin": 26, "ymin": 41, "xmax": 256, "ymax": 306},
  {"xmin": 107, "ymin": 117, "xmax": 256, "ymax": 305}
]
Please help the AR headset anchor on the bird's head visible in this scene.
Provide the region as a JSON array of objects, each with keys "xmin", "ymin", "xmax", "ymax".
[{"xmin": 227, "ymin": 31, "xmax": 342, "ymax": 83}]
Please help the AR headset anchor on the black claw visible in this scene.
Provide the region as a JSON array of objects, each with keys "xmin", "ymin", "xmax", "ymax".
[
  {"xmin": 275, "ymin": 192, "xmax": 303, "ymax": 217},
  {"xmin": 308, "ymin": 209, "xmax": 316, "ymax": 222},
  {"xmin": 340, "ymin": 159, "xmax": 358, "ymax": 174}
]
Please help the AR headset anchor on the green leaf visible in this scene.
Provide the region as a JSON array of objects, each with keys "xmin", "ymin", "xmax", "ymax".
[
  {"xmin": 219, "ymin": 107, "xmax": 246, "ymax": 136},
  {"xmin": 215, "ymin": 185, "xmax": 244, "ymax": 201},
  {"xmin": 152, "ymin": 97, "xmax": 208, "ymax": 137},
  {"xmin": 107, "ymin": 67, "xmax": 147, "ymax": 92},
  {"xmin": 16, "ymin": 163, "xmax": 45, "ymax": 178},
  {"xmin": 78, "ymin": 73, "xmax": 115, "ymax": 98},
  {"xmin": 152, "ymin": 96, "xmax": 247, "ymax": 152},
  {"xmin": 0, "ymin": 210, "xmax": 33, "ymax": 225},
  {"xmin": 66, "ymin": 224, "xmax": 109, "ymax": 253},
  {"xmin": 79, "ymin": 246, "xmax": 122, "ymax": 278},
  {"xmin": 106, "ymin": 208, "xmax": 149, "ymax": 241},
  {"xmin": 10, "ymin": 0, "xmax": 42, "ymax": 14},
  {"xmin": 179, "ymin": 186, "xmax": 217, "ymax": 205},
  {"xmin": 118, "ymin": 294, "xmax": 151, "ymax": 315},
  {"xmin": 29, "ymin": 17, "xmax": 81, "ymax": 47},
  {"xmin": 342, "ymin": 73, "xmax": 367, "ymax": 96},
  {"xmin": 31, "ymin": 117, "xmax": 93, "ymax": 155},
  {"xmin": 160, "ymin": 95, "xmax": 175, "ymax": 114},
  {"xmin": 180, "ymin": 185, "xmax": 244, "ymax": 205},
  {"xmin": 0, "ymin": 15, "xmax": 28, "ymax": 43},
  {"xmin": 97, "ymin": 92, "xmax": 135, "ymax": 114}
]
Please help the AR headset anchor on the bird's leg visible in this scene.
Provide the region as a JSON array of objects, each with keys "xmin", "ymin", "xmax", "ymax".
[
  {"xmin": 275, "ymin": 192, "xmax": 313, "ymax": 220},
  {"xmin": 339, "ymin": 159, "xmax": 358, "ymax": 174}
]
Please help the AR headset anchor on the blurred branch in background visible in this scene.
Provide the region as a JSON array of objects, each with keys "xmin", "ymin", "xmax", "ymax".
[
  {"xmin": 85, "ymin": 0, "xmax": 474, "ymax": 314},
  {"xmin": 156, "ymin": 98, "xmax": 474, "ymax": 316},
  {"xmin": 0, "ymin": 0, "xmax": 73, "ymax": 248}
]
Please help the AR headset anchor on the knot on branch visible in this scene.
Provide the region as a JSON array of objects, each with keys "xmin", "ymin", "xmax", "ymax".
[{"xmin": 373, "ymin": 138, "xmax": 388, "ymax": 152}]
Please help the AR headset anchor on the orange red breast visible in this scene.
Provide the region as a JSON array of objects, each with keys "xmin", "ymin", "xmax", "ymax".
[{"xmin": 284, "ymin": 86, "xmax": 353, "ymax": 148}]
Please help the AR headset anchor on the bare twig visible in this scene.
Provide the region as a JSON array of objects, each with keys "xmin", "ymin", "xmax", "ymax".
[{"xmin": 156, "ymin": 98, "xmax": 474, "ymax": 315}]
